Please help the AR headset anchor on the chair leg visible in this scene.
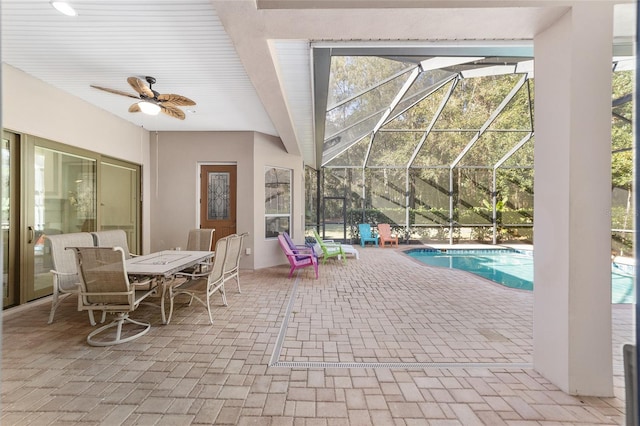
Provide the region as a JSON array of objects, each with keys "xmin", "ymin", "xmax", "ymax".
[
  {"xmin": 167, "ymin": 289, "xmax": 177, "ymax": 325},
  {"xmin": 86, "ymin": 313, "xmax": 150, "ymax": 346},
  {"xmin": 220, "ymin": 284, "xmax": 228, "ymax": 307},
  {"xmin": 235, "ymin": 274, "xmax": 241, "ymax": 293},
  {"xmin": 49, "ymin": 292, "xmax": 99, "ymax": 326},
  {"xmin": 205, "ymin": 293, "xmax": 214, "ymax": 325},
  {"xmin": 166, "ymin": 281, "xmax": 198, "ymax": 324},
  {"xmin": 48, "ymin": 289, "xmax": 67, "ymax": 324},
  {"xmin": 87, "ymin": 310, "xmax": 99, "ymax": 326}
]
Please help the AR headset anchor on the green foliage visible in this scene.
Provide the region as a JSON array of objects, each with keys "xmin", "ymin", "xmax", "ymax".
[
  {"xmin": 611, "ymin": 71, "xmax": 633, "ymax": 191},
  {"xmin": 611, "ymin": 206, "xmax": 635, "ymax": 229},
  {"xmin": 314, "ymin": 65, "xmax": 634, "ymax": 243},
  {"xmin": 482, "ymin": 197, "xmax": 508, "ymax": 211}
]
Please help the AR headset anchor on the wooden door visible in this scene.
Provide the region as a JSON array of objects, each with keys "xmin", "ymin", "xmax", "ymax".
[{"xmin": 200, "ymin": 165, "xmax": 237, "ymax": 248}]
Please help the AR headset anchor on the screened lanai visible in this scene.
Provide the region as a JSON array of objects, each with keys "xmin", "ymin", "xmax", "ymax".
[{"xmin": 306, "ymin": 50, "xmax": 635, "ymax": 252}]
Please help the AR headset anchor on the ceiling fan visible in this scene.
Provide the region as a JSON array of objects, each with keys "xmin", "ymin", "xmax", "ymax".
[{"xmin": 90, "ymin": 76, "xmax": 196, "ymax": 120}]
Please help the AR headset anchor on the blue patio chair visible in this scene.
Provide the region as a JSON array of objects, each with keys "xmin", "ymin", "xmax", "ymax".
[{"xmin": 358, "ymin": 223, "xmax": 379, "ymax": 248}]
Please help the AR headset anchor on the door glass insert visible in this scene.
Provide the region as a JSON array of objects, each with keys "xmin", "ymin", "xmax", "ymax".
[
  {"xmin": 200, "ymin": 165, "xmax": 237, "ymax": 248},
  {"xmin": 208, "ymin": 172, "xmax": 230, "ymax": 220}
]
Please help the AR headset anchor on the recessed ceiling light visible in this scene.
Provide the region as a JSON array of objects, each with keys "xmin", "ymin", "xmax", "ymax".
[{"xmin": 50, "ymin": 1, "xmax": 77, "ymax": 17}]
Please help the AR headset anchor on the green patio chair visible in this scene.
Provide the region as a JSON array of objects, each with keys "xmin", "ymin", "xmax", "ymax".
[{"xmin": 312, "ymin": 229, "xmax": 346, "ymax": 265}]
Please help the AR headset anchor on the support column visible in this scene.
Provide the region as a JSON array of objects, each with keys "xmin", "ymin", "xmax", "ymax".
[{"xmin": 533, "ymin": 3, "xmax": 614, "ymax": 396}]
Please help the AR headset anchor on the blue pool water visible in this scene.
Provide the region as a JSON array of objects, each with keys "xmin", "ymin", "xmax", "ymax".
[{"xmin": 406, "ymin": 248, "xmax": 636, "ymax": 304}]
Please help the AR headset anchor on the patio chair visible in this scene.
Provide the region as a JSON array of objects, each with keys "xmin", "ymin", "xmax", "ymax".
[
  {"xmin": 167, "ymin": 235, "xmax": 229, "ymax": 325},
  {"xmin": 377, "ymin": 223, "xmax": 399, "ymax": 247},
  {"xmin": 184, "ymin": 228, "xmax": 215, "ymax": 273},
  {"xmin": 312, "ymin": 229, "xmax": 346, "ymax": 265},
  {"xmin": 223, "ymin": 232, "xmax": 248, "ymax": 293},
  {"xmin": 46, "ymin": 232, "xmax": 101, "ymax": 325},
  {"xmin": 92, "ymin": 229, "xmax": 154, "ymax": 287},
  {"xmin": 358, "ymin": 223, "xmax": 379, "ymax": 248},
  {"xmin": 283, "ymin": 232, "xmax": 318, "ymax": 260},
  {"xmin": 277, "ymin": 234, "xmax": 318, "ymax": 279},
  {"xmin": 69, "ymin": 246, "xmax": 157, "ymax": 346},
  {"xmin": 186, "ymin": 228, "xmax": 215, "ymax": 251},
  {"xmin": 91, "ymin": 230, "xmax": 137, "ymax": 259}
]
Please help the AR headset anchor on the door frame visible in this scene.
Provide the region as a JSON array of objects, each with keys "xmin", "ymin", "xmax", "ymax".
[
  {"xmin": 197, "ymin": 162, "xmax": 238, "ymax": 247},
  {"xmin": 322, "ymin": 196, "xmax": 347, "ymax": 243},
  {"xmin": 2, "ymin": 132, "xmax": 19, "ymax": 308}
]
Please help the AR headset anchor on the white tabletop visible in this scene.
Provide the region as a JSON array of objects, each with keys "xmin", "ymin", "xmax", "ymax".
[{"xmin": 126, "ymin": 250, "xmax": 214, "ymax": 278}]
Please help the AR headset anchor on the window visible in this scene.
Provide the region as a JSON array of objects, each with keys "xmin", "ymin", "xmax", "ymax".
[{"xmin": 265, "ymin": 167, "xmax": 291, "ymax": 238}]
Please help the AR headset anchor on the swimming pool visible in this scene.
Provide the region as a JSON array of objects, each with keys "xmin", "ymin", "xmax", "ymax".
[{"xmin": 406, "ymin": 248, "xmax": 635, "ymax": 304}]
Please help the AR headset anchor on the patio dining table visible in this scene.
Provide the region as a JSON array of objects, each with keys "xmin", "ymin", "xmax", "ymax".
[{"xmin": 126, "ymin": 250, "xmax": 214, "ymax": 324}]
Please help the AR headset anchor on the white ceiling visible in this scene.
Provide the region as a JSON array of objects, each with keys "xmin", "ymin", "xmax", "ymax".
[{"xmin": 1, "ymin": 0, "xmax": 635, "ymax": 167}]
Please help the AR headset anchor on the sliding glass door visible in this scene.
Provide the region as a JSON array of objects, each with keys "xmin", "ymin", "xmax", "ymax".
[
  {"xmin": 100, "ymin": 159, "xmax": 141, "ymax": 255},
  {"xmin": 29, "ymin": 141, "xmax": 98, "ymax": 301},
  {"xmin": 2, "ymin": 132, "xmax": 141, "ymax": 308}
]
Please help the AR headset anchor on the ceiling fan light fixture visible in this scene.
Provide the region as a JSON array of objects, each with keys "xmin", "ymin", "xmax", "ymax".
[
  {"xmin": 138, "ymin": 101, "xmax": 161, "ymax": 116},
  {"xmin": 50, "ymin": 1, "xmax": 77, "ymax": 17}
]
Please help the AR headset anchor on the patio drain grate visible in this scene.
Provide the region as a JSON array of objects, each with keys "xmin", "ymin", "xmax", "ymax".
[{"xmin": 270, "ymin": 361, "xmax": 533, "ymax": 369}]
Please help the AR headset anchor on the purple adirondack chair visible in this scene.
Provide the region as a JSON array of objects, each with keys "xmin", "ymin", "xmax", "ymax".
[
  {"xmin": 282, "ymin": 232, "xmax": 319, "ymax": 260},
  {"xmin": 277, "ymin": 235, "xmax": 318, "ymax": 279}
]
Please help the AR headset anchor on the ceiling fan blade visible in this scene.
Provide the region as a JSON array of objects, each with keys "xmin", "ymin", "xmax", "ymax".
[
  {"xmin": 127, "ymin": 77, "xmax": 154, "ymax": 98},
  {"xmin": 160, "ymin": 103, "xmax": 186, "ymax": 120},
  {"xmin": 90, "ymin": 85, "xmax": 139, "ymax": 100},
  {"xmin": 128, "ymin": 103, "xmax": 141, "ymax": 113},
  {"xmin": 157, "ymin": 93, "xmax": 196, "ymax": 106}
]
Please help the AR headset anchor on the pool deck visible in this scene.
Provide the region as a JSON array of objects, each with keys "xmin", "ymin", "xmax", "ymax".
[{"xmin": 1, "ymin": 245, "xmax": 634, "ymax": 425}]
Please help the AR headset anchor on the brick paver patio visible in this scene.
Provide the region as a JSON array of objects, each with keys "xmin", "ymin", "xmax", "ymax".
[{"xmin": 2, "ymin": 246, "xmax": 633, "ymax": 425}]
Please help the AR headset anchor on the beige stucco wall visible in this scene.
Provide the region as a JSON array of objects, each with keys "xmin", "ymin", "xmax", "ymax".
[
  {"xmin": 151, "ymin": 131, "xmax": 303, "ymax": 270},
  {"xmin": 2, "ymin": 64, "xmax": 153, "ymax": 252},
  {"xmin": 150, "ymin": 131, "xmax": 253, "ymax": 267},
  {"xmin": 253, "ymin": 132, "xmax": 305, "ymax": 270}
]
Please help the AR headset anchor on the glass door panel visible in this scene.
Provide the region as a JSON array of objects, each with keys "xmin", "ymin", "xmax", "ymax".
[
  {"xmin": 2, "ymin": 133, "xmax": 17, "ymax": 308},
  {"xmin": 30, "ymin": 144, "xmax": 97, "ymax": 301},
  {"xmin": 100, "ymin": 160, "xmax": 141, "ymax": 254}
]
